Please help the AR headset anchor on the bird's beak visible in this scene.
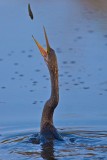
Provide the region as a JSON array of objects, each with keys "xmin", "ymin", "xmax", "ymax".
[{"xmin": 32, "ymin": 27, "xmax": 50, "ymax": 57}]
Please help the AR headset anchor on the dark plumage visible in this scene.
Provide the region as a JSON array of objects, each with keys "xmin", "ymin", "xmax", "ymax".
[{"xmin": 33, "ymin": 28, "xmax": 63, "ymax": 142}]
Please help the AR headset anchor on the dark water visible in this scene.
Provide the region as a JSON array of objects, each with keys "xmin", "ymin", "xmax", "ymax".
[
  {"xmin": 0, "ymin": 128, "xmax": 107, "ymax": 160},
  {"xmin": 0, "ymin": 0, "xmax": 107, "ymax": 159}
]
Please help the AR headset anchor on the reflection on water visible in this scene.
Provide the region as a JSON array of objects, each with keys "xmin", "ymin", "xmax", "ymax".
[{"xmin": 0, "ymin": 129, "xmax": 107, "ymax": 160}]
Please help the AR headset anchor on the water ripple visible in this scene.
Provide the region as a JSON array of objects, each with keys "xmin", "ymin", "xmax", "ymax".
[{"xmin": 0, "ymin": 129, "xmax": 107, "ymax": 160}]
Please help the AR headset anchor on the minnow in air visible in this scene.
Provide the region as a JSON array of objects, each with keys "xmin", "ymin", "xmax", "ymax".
[{"xmin": 28, "ymin": 3, "xmax": 33, "ymax": 20}]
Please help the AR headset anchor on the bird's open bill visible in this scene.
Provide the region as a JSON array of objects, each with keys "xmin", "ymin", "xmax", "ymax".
[{"xmin": 32, "ymin": 27, "xmax": 50, "ymax": 57}]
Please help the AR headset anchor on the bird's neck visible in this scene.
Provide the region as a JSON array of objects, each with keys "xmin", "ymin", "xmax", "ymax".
[{"xmin": 41, "ymin": 65, "xmax": 59, "ymax": 129}]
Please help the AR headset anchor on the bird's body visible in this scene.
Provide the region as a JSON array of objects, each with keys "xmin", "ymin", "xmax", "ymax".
[{"xmin": 33, "ymin": 28, "xmax": 63, "ymax": 143}]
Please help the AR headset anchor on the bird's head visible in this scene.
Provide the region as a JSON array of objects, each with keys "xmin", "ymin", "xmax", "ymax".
[{"xmin": 32, "ymin": 27, "xmax": 57, "ymax": 71}]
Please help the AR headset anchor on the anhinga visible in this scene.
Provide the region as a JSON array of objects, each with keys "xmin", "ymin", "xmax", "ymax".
[{"xmin": 32, "ymin": 27, "xmax": 63, "ymax": 142}]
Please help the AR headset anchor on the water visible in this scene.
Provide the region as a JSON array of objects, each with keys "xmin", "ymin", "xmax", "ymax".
[
  {"xmin": 0, "ymin": 0, "xmax": 107, "ymax": 159},
  {"xmin": 0, "ymin": 128, "xmax": 107, "ymax": 160}
]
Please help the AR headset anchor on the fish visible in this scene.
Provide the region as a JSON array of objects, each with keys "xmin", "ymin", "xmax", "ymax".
[{"xmin": 28, "ymin": 3, "xmax": 33, "ymax": 20}]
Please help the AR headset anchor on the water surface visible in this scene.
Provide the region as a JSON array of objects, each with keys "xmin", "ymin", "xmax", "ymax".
[{"xmin": 0, "ymin": 0, "xmax": 107, "ymax": 159}]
